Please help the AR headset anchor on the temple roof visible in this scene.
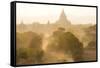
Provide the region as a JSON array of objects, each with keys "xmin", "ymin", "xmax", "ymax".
[{"xmin": 57, "ymin": 9, "xmax": 71, "ymax": 26}]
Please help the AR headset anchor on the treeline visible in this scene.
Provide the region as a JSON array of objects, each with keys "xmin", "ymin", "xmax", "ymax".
[
  {"xmin": 16, "ymin": 25, "xmax": 96, "ymax": 65},
  {"xmin": 46, "ymin": 27, "xmax": 83, "ymax": 62},
  {"xmin": 16, "ymin": 32, "xmax": 44, "ymax": 65}
]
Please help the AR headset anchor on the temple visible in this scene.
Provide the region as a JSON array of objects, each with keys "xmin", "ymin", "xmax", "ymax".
[
  {"xmin": 55, "ymin": 9, "xmax": 71, "ymax": 27},
  {"xmin": 17, "ymin": 9, "xmax": 71, "ymax": 33}
]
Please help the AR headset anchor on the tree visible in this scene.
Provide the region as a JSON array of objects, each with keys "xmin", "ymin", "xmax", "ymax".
[
  {"xmin": 28, "ymin": 33, "xmax": 44, "ymax": 64},
  {"xmin": 64, "ymin": 32, "xmax": 83, "ymax": 61},
  {"xmin": 16, "ymin": 32, "xmax": 44, "ymax": 64},
  {"xmin": 47, "ymin": 27, "xmax": 84, "ymax": 62}
]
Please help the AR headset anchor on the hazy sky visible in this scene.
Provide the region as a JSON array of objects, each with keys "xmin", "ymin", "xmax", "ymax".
[{"xmin": 16, "ymin": 3, "xmax": 96, "ymax": 24}]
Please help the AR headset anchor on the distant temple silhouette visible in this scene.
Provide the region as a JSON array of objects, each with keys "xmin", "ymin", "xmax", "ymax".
[
  {"xmin": 17, "ymin": 9, "xmax": 71, "ymax": 33},
  {"xmin": 55, "ymin": 9, "xmax": 71, "ymax": 27}
]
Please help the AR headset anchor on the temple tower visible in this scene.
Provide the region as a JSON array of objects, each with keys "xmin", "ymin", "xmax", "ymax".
[{"xmin": 56, "ymin": 9, "xmax": 71, "ymax": 27}]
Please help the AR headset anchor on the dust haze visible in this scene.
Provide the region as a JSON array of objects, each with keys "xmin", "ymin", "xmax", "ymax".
[{"xmin": 16, "ymin": 4, "xmax": 96, "ymax": 65}]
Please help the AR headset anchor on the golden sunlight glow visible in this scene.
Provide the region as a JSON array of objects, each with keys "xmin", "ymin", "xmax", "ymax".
[{"xmin": 16, "ymin": 3, "xmax": 96, "ymax": 24}]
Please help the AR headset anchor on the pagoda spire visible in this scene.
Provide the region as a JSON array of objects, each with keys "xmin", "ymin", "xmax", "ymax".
[
  {"xmin": 59, "ymin": 9, "xmax": 67, "ymax": 19},
  {"xmin": 57, "ymin": 9, "xmax": 71, "ymax": 26},
  {"xmin": 59, "ymin": 9, "xmax": 67, "ymax": 22}
]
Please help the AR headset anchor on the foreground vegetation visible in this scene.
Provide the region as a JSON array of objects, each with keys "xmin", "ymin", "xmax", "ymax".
[{"xmin": 16, "ymin": 25, "xmax": 96, "ymax": 65}]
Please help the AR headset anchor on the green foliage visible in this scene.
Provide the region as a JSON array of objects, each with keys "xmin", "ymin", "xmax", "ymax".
[
  {"xmin": 83, "ymin": 25, "xmax": 96, "ymax": 42},
  {"xmin": 86, "ymin": 41, "xmax": 96, "ymax": 50},
  {"xmin": 18, "ymin": 48, "xmax": 28, "ymax": 59},
  {"xmin": 16, "ymin": 32, "xmax": 44, "ymax": 64},
  {"xmin": 47, "ymin": 28, "xmax": 84, "ymax": 62},
  {"xmin": 16, "ymin": 47, "xmax": 44, "ymax": 64},
  {"xmin": 29, "ymin": 34, "xmax": 42, "ymax": 49}
]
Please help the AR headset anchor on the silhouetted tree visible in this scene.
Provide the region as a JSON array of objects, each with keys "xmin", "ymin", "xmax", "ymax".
[
  {"xmin": 47, "ymin": 27, "xmax": 84, "ymax": 62},
  {"xmin": 28, "ymin": 33, "xmax": 44, "ymax": 63},
  {"xmin": 16, "ymin": 32, "xmax": 44, "ymax": 64},
  {"xmin": 64, "ymin": 32, "xmax": 83, "ymax": 61}
]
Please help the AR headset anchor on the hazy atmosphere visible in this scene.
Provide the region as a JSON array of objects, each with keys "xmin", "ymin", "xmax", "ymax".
[
  {"xmin": 16, "ymin": 3, "xmax": 96, "ymax": 24},
  {"xmin": 16, "ymin": 3, "xmax": 97, "ymax": 65}
]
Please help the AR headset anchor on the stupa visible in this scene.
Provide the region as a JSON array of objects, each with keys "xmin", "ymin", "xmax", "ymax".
[{"xmin": 56, "ymin": 9, "xmax": 71, "ymax": 27}]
